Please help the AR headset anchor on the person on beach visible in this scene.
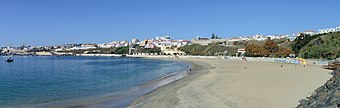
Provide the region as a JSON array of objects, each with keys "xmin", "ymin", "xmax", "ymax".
[
  {"xmin": 295, "ymin": 58, "xmax": 299, "ymax": 67},
  {"xmin": 242, "ymin": 57, "xmax": 247, "ymax": 61},
  {"xmin": 302, "ymin": 59, "xmax": 307, "ymax": 67}
]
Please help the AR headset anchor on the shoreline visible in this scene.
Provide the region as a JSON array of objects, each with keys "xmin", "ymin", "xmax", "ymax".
[
  {"xmin": 2, "ymin": 55, "xmax": 333, "ymax": 108},
  {"xmin": 128, "ymin": 58, "xmax": 332, "ymax": 108},
  {"xmin": 128, "ymin": 58, "xmax": 213, "ymax": 108},
  {"xmin": 11, "ymin": 57, "xmax": 192, "ymax": 108}
]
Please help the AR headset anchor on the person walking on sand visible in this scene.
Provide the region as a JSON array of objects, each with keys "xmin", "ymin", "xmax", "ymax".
[{"xmin": 294, "ymin": 58, "xmax": 299, "ymax": 67}]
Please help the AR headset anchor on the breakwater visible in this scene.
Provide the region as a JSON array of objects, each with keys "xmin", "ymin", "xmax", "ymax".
[{"xmin": 297, "ymin": 69, "xmax": 340, "ymax": 108}]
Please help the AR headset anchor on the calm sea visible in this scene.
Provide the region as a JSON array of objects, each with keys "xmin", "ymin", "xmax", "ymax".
[{"xmin": 0, "ymin": 56, "xmax": 189, "ymax": 107}]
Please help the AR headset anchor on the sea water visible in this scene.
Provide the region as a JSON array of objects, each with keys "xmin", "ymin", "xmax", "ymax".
[{"xmin": 0, "ymin": 56, "xmax": 189, "ymax": 107}]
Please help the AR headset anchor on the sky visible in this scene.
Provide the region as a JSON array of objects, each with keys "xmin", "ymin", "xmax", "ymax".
[{"xmin": 0, "ymin": 0, "xmax": 340, "ymax": 46}]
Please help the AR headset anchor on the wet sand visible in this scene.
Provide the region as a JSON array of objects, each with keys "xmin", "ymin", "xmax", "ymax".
[{"xmin": 128, "ymin": 58, "xmax": 332, "ymax": 108}]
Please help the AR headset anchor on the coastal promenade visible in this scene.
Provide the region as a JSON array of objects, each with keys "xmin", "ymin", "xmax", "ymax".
[{"xmin": 128, "ymin": 57, "xmax": 332, "ymax": 108}]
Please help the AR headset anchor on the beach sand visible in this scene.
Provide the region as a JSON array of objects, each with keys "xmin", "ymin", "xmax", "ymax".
[{"xmin": 128, "ymin": 58, "xmax": 332, "ymax": 108}]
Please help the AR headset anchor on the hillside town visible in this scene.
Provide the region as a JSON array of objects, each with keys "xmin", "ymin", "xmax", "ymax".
[{"xmin": 1, "ymin": 26, "xmax": 340, "ymax": 56}]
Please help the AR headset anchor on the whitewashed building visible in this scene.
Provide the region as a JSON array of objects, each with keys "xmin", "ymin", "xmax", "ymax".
[
  {"xmin": 70, "ymin": 44, "xmax": 97, "ymax": 50},
  {"xmin": 301, "ymin": 30, "xmax": 317, "ymax": 36},
  {"xmin": 253, "ymin": 34, "xmax": 267, "ymax": 41},
  {"xmin": 155, "ymin": 36, "xmax": 170, "ymax": 41},
  {"xmin": 318, "ymin": 26, "xmax": 340, "ymax": 34}
]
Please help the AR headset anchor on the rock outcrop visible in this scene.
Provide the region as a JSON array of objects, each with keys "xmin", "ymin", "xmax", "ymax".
[{"xmin": 297, "ymin": 69, "xmax": 340, "ymax": 108}]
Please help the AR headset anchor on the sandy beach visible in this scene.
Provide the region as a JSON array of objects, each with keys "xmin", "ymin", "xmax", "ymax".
[{"xmin": 128, "ymin": 58, "xmax": 332, "ymax": 108}]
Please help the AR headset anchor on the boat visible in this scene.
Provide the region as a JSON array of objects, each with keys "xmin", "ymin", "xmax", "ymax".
[
  {"xmin": 5, "ymin": 57, "xmax": 14, "ymax": 62},
  {"xmin": 6, "ymin": 59, "xmax": 13, "ymax": 62}
]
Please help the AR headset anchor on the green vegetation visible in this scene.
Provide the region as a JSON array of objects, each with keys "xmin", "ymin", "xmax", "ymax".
[
  {"xmin": 290, "ymin": 34, "xmax": 322, "ymax": 54},
  {"xmin": 28, "ymin": 48, "xmax": 51, "ymax": 52},
  {"xmin": 298, "ymin": 32, "xmax": 340, "ymax": 60},
  {"xmin": 245, "ymin": 38, "xmax": 292, "ymax": 57},
  {"xmin": 181, "ymin": 38, "xmax": 292, "ymax": 57},
  {"xmin": 230, "ymin": 38, "xmax": 289, "ymax": 48},
  {"xmin": 179, "ymin": 43, "xmax": 237, "ymax": 56},
  {"xmin": 274, "ymin": 38, "xmax": 289, "ymax": 44},
  {"xmin": 136, "ymin": 47, "xmax": 161, "ymax": 54},
  {"xmin": 211, "ymin": 33, "xmax": 222, "ymax": 39},
  {"xmin": 113, "ymin": 46, "xmax": 129, "ymax": 54},
  {"xmin": 232, "ymin": 40, "xmax": 262, "ymax": 48}
]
